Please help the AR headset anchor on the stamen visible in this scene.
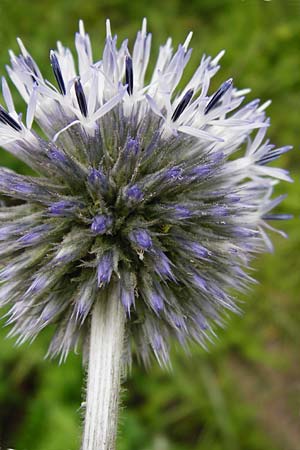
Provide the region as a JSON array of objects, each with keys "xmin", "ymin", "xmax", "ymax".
[
  {"xmin": 258, "ymin": 146, "xmax": 292, "ymax": 166},
  {"xmin": 171, "ymin": 89, "xmax": 194, "ymax": 122},
  {"xmin": 50, "ymin": 50, "xmax": 66, "ymax": 95},
  {"xmin": 183, "ymin": 32, "xmax": 193, "ymax": 51},
  {"xmin": 204, "ymin": 78, "xmax": 232, "ymax": 115},
  {"xmin": 74, "ymin": 77, "xmax": 88, "ymax": 117},
  {"xmin": 23, "ymin": 55, "xmax": 39, "ymax": 82},
  {"xmin": 0, "ymin": 105, "xmax": 22, "ymax": 131},
  {"xmin": 141, "ymin": 17, "xmax": 147, "ymax": 37},
  {"xmin": 263, "ymin": 214, "xmax": 293, "ymax": 221},
  {"xmin": 79, "ymin": 19, "xmax": 85, "ymax": 37},
  {"xmin": 106, "ymin": 19, "xmax": 112, "ymax": 38},
  {"xmin": 125, "ymin": 56, "xmax": 133, "ymax": 96}
]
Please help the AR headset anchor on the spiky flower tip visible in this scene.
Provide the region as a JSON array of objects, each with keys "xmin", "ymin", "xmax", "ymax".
[{"xmin": 0, "ymin": 19, "xmax": 292, "ymax": 366}]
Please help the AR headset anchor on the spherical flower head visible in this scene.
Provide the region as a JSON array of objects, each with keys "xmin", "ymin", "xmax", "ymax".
[{"xmin": 0, "ymin": 19, "xmax": 292, "ymax": 366}]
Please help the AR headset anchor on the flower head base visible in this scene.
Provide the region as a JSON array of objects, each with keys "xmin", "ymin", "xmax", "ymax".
[{"xmin": 0, "ymin": 19, "xmax": 292, "ymax": 366}]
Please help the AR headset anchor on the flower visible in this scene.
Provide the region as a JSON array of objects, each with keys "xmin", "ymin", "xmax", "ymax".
[{"xmin": 0, "ymin": 19, "xmax": 292, "ymax": 366}]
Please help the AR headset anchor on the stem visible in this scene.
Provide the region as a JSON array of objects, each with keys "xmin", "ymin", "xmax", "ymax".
[{"xmin": 82, "ymin": 283, "xmax": 125, "ymax": 450}]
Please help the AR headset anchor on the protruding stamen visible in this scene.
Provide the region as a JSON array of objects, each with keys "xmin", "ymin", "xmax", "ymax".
[
  {"xmin": 74, "ymin": 77, "xmax": 88, "ymax": 117},
  {"xmin": 258, "ymin": 146, "xmax": 292, "ymax": 166},
  {"xmin": 21, "ymin": 54, "xmax": 39, "ymax": 82},
  {"xmin": 204, "ymin": 78, "xmax": 233, "ymax": 115},
  {"xmin": 79, "ymin": 19, "xmax": 85, "ymax": 36},
  {"xmin": 50, "ymin": 50, "xmax": 66, "ymax": 95},
  {"xmin": 2, "ymin": 77, "xmax": 15, "ymax": 113},
  {"xmin": 141, "ymin": 17, "xmax": 147, "ymax": 37},
  {"xmin": 25, "ymin": 56, "xmax": 38, "ymax": 76},
  {"xmin": 0, "ymin": 105, "xmax": 22, "ymax": 131},
  {"xmin": 106, "ymin": 19, "xmax": 112, "ymax": 38},
  {"xmin": 125, "ymin": 56, "xmax": 133, "ymax": 96},
  {"xmin": 258, "ymin": 99, "xmax": 272, "ymax": 112},
  {"xmin": 171, "ymin": 89, "xmax": 194, "ymax": 122},
  {"xmin": 263, "ymin": 214, "xmax": 293, "ymax": 221},
  {"xmin": 26, "ymin": 81, "xmax": 38, "ymax": 129},
  {"xmin": 183, "ymin": 32, "xmax": 193, "ymax": 51},
  {"xmin": 210, "ymin": 49, "xmax": 226, "ymax": 67}
]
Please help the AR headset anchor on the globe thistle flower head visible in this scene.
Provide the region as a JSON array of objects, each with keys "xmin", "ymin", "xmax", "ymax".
[{"xmin": 0, "ymin": 19, "xmax": 292, "ymax": 366}]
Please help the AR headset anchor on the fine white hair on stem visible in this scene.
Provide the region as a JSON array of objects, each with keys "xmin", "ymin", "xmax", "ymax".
[{"xmin": 82, "ymin": 283, "xmax": 125, "ymax": 450}]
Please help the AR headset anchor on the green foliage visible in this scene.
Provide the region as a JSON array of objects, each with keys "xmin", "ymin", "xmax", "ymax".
[{"xmin": 0, "ymin": 0, "xmax": 299, "ymax": 449}]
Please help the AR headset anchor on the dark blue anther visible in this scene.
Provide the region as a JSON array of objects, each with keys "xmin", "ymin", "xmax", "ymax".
[
  {"xmin": 171, "ymin": 89, "xmax": 194, "ymax": 121},
  {"xmin": 0, "ymin": 105, "xmax": 22, "ymax": 131},
  {"xmin": 204, "ymin": 78, "xmax": 232, "ymax": 115},
  {"xmin": 74, "ymin": 77, "xmax": 88, "ymax": 117},
  {"xmin": 50, "ymin": 51, "xmax": 66, "ymax": 95},
  {"xmin": 125, "ymin": 56, "xmax": 133, "ymax": 96},
  {"xmin": 23, "ymin": 55, "xmax": 39, "ymax": 80}
]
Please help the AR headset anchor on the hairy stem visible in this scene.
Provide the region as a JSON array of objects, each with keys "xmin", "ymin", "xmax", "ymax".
[{"xmin": 82, "ymin": 283, "xmax": 125, "ymax": 450}]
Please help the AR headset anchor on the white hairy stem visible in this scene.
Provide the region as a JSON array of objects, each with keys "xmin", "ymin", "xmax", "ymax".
[{"xmin": 82, "ymin": 283, "xmax": 125, "ymax": 450}]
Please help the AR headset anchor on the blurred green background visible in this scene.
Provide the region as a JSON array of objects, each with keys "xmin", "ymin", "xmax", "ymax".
[{"xmin": 0, "ymin": 0, "xmax": 299, "ymax": 449}]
